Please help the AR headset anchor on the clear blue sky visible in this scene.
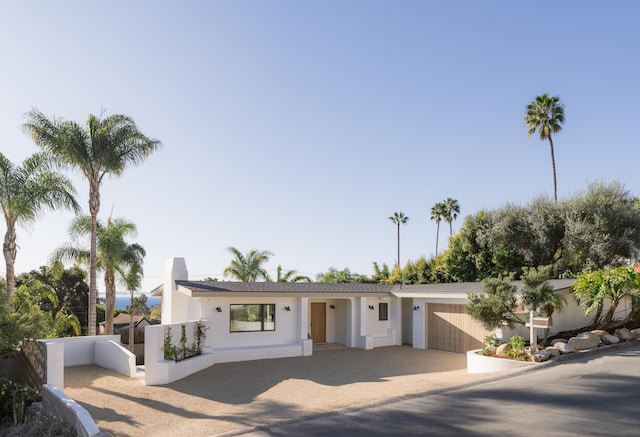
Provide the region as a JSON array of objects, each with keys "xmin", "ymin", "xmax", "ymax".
[{"xmin": 1, "ymin": 2, "xmax": 639, "ymax": 294}]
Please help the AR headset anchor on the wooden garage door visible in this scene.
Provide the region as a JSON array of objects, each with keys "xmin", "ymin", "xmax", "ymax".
[{"xmin": 427, "ymin": 304, "xmax": 492, "ymax": 353}]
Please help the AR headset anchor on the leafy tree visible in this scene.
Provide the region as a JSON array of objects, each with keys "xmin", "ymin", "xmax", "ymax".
[
  {"xmin": 572, "ymin": 265, "xmax": 639, "ymax": 330},
  {"xmin": 16, "ymin": 263, "xmax": 88, "ymax": 335},
  {"xmin": 371, "ymin": 261, "xmax": 392, "ymax": 283},
  {"xmin": 275, "ymin": 265, "xmax": 311, "ymax": 283},
  {"xmin": 442, "ymin": 198, "xmax": 460, "ymax": 238},
  {"xmin": 127, "ymin": 294, "xmax": 151, "ymax": 317},
  {"xmin": 0, "ymin": 285, "xmax": 52, "ymax": 356},
  {"xmin": 466, "ymin": 276, "xmax": 525, "ymax": 330},
  {"xmin": 52, "ymin": 216, "xmax": 145, "ymax": 335},
  {"xmin": 520, "ymin": 266, "xmax": 566, "ymax": 342},
  {"xmin": 430, "ymin": 202, "xmax": 446, "ymax": 256},
  {"xmin": 223, "ymin": 247, "xmax": 272, "ymax": 281},
  {"xmin": 388, "ymin": 212, "xmax": 409, "ymax": 267},
  {"xmin": 24, "ymin": 109, "xmax": 161, "ymax": 335},
  {"xmin": 316, "ymin": 267, "xmax": 372, "ymax": 283},
  {"xmin": 0, "ymin": 151, "xmax": 79, "ymax": 298},
  {"xmin": 444, "ymin": 182, "xmax": 640, "ymax": 281},
  {"xmin": 525, "ymin": 93, "xmax": 565, "ymax": 202}
]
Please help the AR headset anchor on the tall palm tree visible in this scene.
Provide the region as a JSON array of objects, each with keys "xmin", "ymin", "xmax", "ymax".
[
  {"xmin": 0, "ymin": 151, "xmax": 79, "ymax": 298},
  {"xmin": 24, "ymin": 109, "xmax": 160, "ymax": 335},
  {"xmin": 276, "ymin": 265, "xmax": 312, "ymax": 283},
  {"xmin": 52, "ymin": 216, "xmax": 145, "ymax": 335},
  {"xmin": 388, "ymin": 212, "xmax": 409, "ymax": 267},
  {"xmin": 442, "ymin": 198, "xmax": 460, "ymax": 238},
  {"xmin": 123, "ymin": 256, "xmax": 144, "ymax": 352},
  {"xmin": 525, "ymin": 93, "xmax": 565, "ymax": 203},
  {"xmin": 223, "ymin": 247, "xmax": 273, "ymax": 281},
  {"xmin": 430, "ymin": 202, "xmax": 446, "ymax": 256}
]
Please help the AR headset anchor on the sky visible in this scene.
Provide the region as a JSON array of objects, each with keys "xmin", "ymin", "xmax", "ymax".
[{"xmin": 1, "ymin": 1, "xmax": 639, "ymax": 295}]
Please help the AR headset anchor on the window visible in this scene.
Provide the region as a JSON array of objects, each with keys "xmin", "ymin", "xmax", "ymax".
[
  {"xmin": 230, "ymin": 304, "xmax": 276, "ymax": 332},
  {"xmin": 379, "ymin": 302, "xmax": 388, "ymax": 321}
]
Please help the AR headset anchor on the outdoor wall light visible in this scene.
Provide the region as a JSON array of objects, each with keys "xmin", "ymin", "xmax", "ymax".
[
  {"xmin": 329, "ymin": 305, "xmax": 335, "ymax": 309},
  {"xmin": 284, "ymin": 306, "xmax": 291, "ymax": 311},
  {"xmin": 368, "ymin": 305, "xmax": 375, "ymax": 310},
  {"xmin": 216, "ymin": 307, "xmax": 222, "ymax": 313},
  {"xmin": 413, "ymin": 306, "xmax": 420, "ymax": 311}
]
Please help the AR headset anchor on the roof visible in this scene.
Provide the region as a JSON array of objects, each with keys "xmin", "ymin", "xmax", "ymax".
[
  {"xmin": 176, "ymin": 280, "xmax": 393, "ymax": 295},
  {"xmin": 112, "ymin": 314, "xmax": 148, "ymax": 325},
  {"xmin": 173, "ymin": 278, "xmax": 575, "ymax": 298}
]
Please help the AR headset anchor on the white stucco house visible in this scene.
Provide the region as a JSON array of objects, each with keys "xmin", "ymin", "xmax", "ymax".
[{"xmin": 156, "ymin": 257, "xmax": 595, "ymax": 364}]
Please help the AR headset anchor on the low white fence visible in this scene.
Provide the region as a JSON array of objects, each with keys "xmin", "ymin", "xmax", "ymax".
[
  {"xmin": 144, "ymin": 320, "xmax": 216, "ymax": 385},
  {"xmin": 41, "ymin": 384, "xmax": 110, "ymax": 437}
]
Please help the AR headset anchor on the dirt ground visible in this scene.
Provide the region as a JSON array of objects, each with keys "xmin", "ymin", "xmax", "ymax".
[{"xmin": 63, "ymin": 346, "xmax": 508, "ymax": 437}]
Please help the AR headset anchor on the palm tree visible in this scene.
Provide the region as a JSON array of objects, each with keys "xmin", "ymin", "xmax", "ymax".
[
  {"xmin": 123, "ymin": 256, "xmax": 144, "ymax": 352},
  {"xmin": 52, "ymin": 216, "xmax": 145, "ymax": 335},
  {"xmin": 24, "ymin": 109, "xmax": 160, "ymax": 335},
  {"xmin": 430, "ymin": 202, "xmax": 446, "ymax": 256},
  {"xmin": 525, "ymin": 93, "xmax": 565, "ymax": 203},
  {"xmin": 388, "ymin": 212, "xmax": 409, "ymax": 267},
  {"xmin": 276, "ymin": 265, "xmax": 311, "ymax": 283},
  {"xmin": 223, "ymin": 247, "xmax": 273, "ymax": 281},
  {"xmin": 0, "ymin": 151, "xmax": 79, "ymax": 298},
  {"xmin": 442, "ymin": 198, "xmax": 460, "ymax": 238}
]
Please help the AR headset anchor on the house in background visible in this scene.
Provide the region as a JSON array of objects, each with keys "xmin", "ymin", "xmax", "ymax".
[
  {"xmin": 158, "ymin": 257, "xmax": 598, "ymax": 364},
  {"xmin": 99, "ymin": 314, "xmax": 150, "ymax": 335}
]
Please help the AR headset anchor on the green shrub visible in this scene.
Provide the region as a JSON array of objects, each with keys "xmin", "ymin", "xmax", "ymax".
[
  {"xmin": 505, "ymin": 334, "xmax": 529, "ymax": 361},
  {"xmin": 0, "ymin": 377, "xmax": 40, "ymax": 427}
]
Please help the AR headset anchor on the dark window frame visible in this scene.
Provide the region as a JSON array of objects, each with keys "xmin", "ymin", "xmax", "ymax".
[
  {"xmin": 229, "ymin": 304, "xmax": 276, "ymax": 332},
  {"xmin": 379, "ymin": 302, "xmax": 389, "ymax": 321}
]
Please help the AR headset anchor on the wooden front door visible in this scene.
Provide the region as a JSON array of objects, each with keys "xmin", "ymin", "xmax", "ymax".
[{"xmin": 310, "ymin": 303, "xmax": 326, "ymax": 343}]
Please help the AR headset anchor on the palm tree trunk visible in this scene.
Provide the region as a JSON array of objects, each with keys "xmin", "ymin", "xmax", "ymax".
[
  {"xmin": 397, "ymin": 224, "xmax": 400, "ymax": 267},
  {"xmin": 435, "ymin": 222, "xmax": 440, "ymax": 256},
  {"xmin": 3, "ymin": 226, "xmax": 16, "ymax": 299},
  {"xmin": 104, "ymin": 271, "xmax": 116, "ymax": 335},
  {"xmin": 129, "ymin": 292, "xmax": 135, "ymax": 352},
  {"xmin": 88, "ymin": 183, "xmax": 100, "ymax": 336},
  {"xmin": 548, "ymin": 137, "xmax": 558, "ymax": 203}
]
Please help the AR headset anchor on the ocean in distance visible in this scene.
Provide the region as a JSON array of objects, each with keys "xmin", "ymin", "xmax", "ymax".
[{"xmin": 106, "ymin": 295, "xmax": 161, "ymax": 310}]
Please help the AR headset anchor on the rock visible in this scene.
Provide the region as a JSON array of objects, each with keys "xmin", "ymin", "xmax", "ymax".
[
  {"xmin": 591, "ymin": 329, "xmax": 609, "ymax": 338},
  {"xmin": 550, "ymin": 338, "xmax": 569, "ymax": 345},
  {"xmin": 545, "ymin": 347, "xmax": 560, "ymax": 357},
  {"xmin": 601, "ymin": 334, "xmax": 620, "ymax": 345},
  {"xmin": 568, "ymin": 332, "xmax": 601, "ymax": 350},
  {"xmin": 614, "ymin": 328, "xmax": 636, "ymax": 341},
  {"xmin": 632, "ymin": 328, "xmax": 640, "ymax": 338},
  {"xmin": 532, "ymin": 349, "xmax": 551, "ymax": 362},
  {"xmin": 553, "ymin": 342, "xmax": 576, "ymax": 354},
  {"xmin": 496, "ymin": 343, "xmax": 512, "ymax": 357}
]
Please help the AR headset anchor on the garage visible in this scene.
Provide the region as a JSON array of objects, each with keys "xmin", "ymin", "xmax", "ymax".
[{"xmin": 427, "ymin": 303, "xmax": 492, "ymax": 353}]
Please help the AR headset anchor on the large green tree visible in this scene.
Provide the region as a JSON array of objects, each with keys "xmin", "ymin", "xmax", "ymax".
[
  {"xmin": 525, "ymin": 93, "xmax": 565, "ymax": 203},
  {"xmin": 223, "ymin": 247, "xmax": 272, "ymax": 281},
  {"xmin": 0, "ymin": 151, "xmax": 79, "ymax": 298},
  {"xmin": 23, "ymin": 109, "xmax": 160, "ymax": 335},
  {"xmin": 388, "ymin": 211, "xmax": 409, "ymax": 267},
  {"xmin": 16, "ymin": 263, "xmax": 88, "ymax": 335},
  {"xmin": 53, "ymin": 216, "xmax": 145, "ymax": 335}
]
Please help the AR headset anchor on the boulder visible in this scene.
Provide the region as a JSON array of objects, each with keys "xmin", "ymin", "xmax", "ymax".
[
  {"xmin": 632, "ymin": 328, "xmax": 640, "ymax": 338},
  {"xmin": 496, "ymin": 343, "xmax": 512, "ymax": 357},
  {"xmin": 545, "ymin": 347, "xmax": 560, "ymax": 357},
  {"xmin": 601, "ymin": 334, "xmax": 620, "ymax": 345},
  {"xmin": 614, "ymin": 328, "xmax": 636, "ymax": 342},
  {"xmin": 591, "ymin": 329, "xmax": 609, "ymax": 338},
  {"xmin": 550, "ymin": 338, "xmax": 569, "ymax": 346},
  {"xmin": 553, "ymin": 342, "xmax": 576, "ymax": 354},
  {"xmin": 532, "ymin": 349, "xmax": 551, "ymax": 362},
  {"xmin": 568, "ymin": 332, "xmax": 600, "ymax": 350}
]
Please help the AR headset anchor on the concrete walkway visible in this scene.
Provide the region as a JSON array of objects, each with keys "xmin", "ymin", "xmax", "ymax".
[{"xmin": 63, "ymin": 346, "xmax": 509, "ymax": 437}]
